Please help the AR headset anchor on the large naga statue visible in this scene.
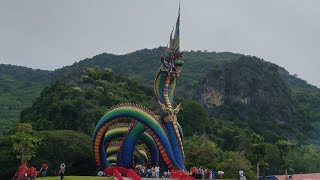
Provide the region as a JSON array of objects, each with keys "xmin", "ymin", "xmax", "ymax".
[{"xmin": 92, "ymin": 8, "xmax": 186, "ymax": 171}]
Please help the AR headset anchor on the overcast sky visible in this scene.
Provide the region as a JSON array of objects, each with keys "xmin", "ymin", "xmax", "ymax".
[{"xmin": 1, "ymin": 0, "xmax": 319, "ymax": 87}]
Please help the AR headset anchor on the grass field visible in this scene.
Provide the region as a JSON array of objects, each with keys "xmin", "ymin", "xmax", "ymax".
[{"xmin": 40, "ymin": 176, "xmax": 114, "ymax": 180}]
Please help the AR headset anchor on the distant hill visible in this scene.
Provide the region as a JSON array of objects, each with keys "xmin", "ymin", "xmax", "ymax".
[
  {"xmin": 195, "ymin": 56, "xmax": 315, "ymax": 142},
  {"xmin": 0, "ymin": 64, "xmax": 55, "ymax": 134},
  {"xmin": 1, "ymin": 47, "xmax": 320, "ymax": 179},
  {"xmin": 54, "ymin": 47, "xmax": 243, "ymax": 97},
  {"xmin": 52, "ymin": 47, "xmax": 320, "ymax": 143},
  {"xmin": 20, "ymin": 67, "xmax": 155, "ymax": 135},
  {"xmin": 1, "ymin": 47, "xmax": 319, "ymax": 143}
]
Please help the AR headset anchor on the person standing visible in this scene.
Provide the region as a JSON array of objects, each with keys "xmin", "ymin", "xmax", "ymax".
[
  {"xmin": 39, "ymin": 163, "xmax": 48, "ymax": 178},
  {"xmin": 58, "ymin": 163, "xmax": 66, "ymax": 180},
  {"xmin": 27, "ymin": 167, "xmax": 37, "ymax": 180},
  {"xmin": 141, "ymin": 165, "xmax": 145, "ymax": 177},
  {"xmin": 201, "ymin": 168, "xmax": 205, "ymax": 179},
  {"xmin": 196, "ymin": 168, "xmax": 199, "ymax": 179},
  {"xmin": 151, "ymin": 166, "xmax": 155, "ymax": 178},
  {"xmin": 155, "ymin": 165, "xmax": 160, "ymax": 178},
  {"xmin": 239, "ymin": 170, "xmax": 246, "ymax": 180},
  {"xmin": 212, "ymin": 169, "xmax": 215, "ymax": 179},
  {"xmin": 147, "ymin": 167, "xmax": 152, "ymax": 178},
  {"xmin": 135, "ymin": 164, "xmax": 140, "ymax": 176}
]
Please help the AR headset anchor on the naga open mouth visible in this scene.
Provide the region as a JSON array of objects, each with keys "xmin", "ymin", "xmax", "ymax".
[{"xmin": 160, "ymin": 50, "xmax": 184, "ymax": 76}]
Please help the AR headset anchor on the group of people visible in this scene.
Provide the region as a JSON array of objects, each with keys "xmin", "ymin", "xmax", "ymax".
[
  {"xmin": 134, "ymin": 164, "xmax": 160, "ymax": 178},
  {"xmin": 17, "ymin": 162, "xmax": 65, "ymax": 180},
  {"xmin": 16, "ymin": 162, "xmax": 47, "ymax": 180},
  {"xmin": 190, "ymin": 166, "xmax": 215, "ymax": 179},
  {"xmin": 190, "ymin": 166, "xmax": 247, "ymax": 180}
]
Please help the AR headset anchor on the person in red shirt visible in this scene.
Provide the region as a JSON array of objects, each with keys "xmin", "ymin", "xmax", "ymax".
[
  {"xmin": 30, "ymin": 167, "xmax": 38, "ymax": 180},
  {"xmin": 191, "ymin": 166, "xmax": 196, "ymax": 177},
  {"xmin": 39, "ymin": 163, "xmax": 48, "ymax": 178},
  {"xmin": 26, "ymin": 167, "xmax": 37, "ymax": 180},
  {"xmin": 18, "ymin": 162, "xmax": 27, "ymax": 180}
]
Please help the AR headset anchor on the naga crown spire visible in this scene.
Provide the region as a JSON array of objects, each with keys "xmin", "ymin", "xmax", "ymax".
[
  {"xmin": 169, "ymin": 5, "xmax": 180, "ymax": 53},
  {"xmin": 161, "ymin": 5, "xmax": 184, "ymax": 76}
]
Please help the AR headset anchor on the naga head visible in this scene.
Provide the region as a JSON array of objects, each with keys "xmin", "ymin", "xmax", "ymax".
[
  {"xmin": 160, "ymin": 6, "xmax": 184, "ymax": 76},
  {"xmin": 161, "ymin": 49, "xmax": 184, "ymax": 76}
]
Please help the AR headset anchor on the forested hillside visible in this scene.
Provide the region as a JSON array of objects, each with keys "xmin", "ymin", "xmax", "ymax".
[
  {"xmin": 20, "ymin": 67, "xmax": 156, "ymax": 135},
  {"xmin": 196, "ymin": 56, "xmax": 313, "ymax": 142},
  {"xmin": 1, "ymin": 48, "xmax": 320, "ymax": 178},
  {"xmin": 54, "ymin": 47, "xmax": 243, "ymax": 97},
  {"xmin": 1, "ymin": 48, "xmax": 320, "ymax": 142},
  {"xmin": 53, "ymin": 47, "xmax": 320, "ymax": 144},
  {"xmin": 15, "ymin": 67, "xmax": 320, "ymax": 178},
  {"xmin": 0, "ymin": 64, "xmax": 54, "ymax": 134},
  {"xmin": 0, "ymin": 48, "xmax": 241, "ymax": 134}
]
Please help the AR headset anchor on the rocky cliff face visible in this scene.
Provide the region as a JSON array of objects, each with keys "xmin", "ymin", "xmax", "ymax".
[
  {"xmin": 197, "ymin": 57, "xmax": 292, "ymax": 107},
  {"xmin": 196, "ymin": 56, "xmax": 308, "ymax": 140}
]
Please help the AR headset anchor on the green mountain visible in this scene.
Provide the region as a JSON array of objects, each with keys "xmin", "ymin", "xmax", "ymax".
[
  {"xmin": 1, "ymin": 47, "xmax": 320, "ymax": 143},
  {"xmin": 55, "ymin": 47, "xmax": 243, "ymax": 97},
  {"xmin": 195, "ymin": 56, "xmax": 314, "ymax": 142},
  {"xmin": 0, "ymin": 64, "xmax": 55, "ymax": 134},
  {"xmin": 50, "ymin": 47, "xmax": 320, "ymax": 143},
  {"xmin": 0, "ymin": 47, "xmax": 242, "ymax": 134},
  {"xmin": 1, "ymin": 48, "xmax": 320, "ymax": 178},
  {"xmin": 20, "ymin": 67, "xmax": 155, "ymax": 135}
]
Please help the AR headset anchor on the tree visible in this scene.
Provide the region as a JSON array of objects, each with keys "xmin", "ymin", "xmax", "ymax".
[
  {"xmin": 11, "ymin": 123, "xmax": 41, "ymax": 162},
  {"xmin": 289, "ymin": 145, "xmax": 320, "ymax": 174},
  {"xmin": 177, "ymin": 100, "xmax": 212, "ymax": 136},
  {"xmin": 263, "ymin": 143, "xmax": 281, "ymax": 177},
  {"xmin": 0, "ymin": 135, "xmax": 20, "ymax": 179},
  {"xmin": 30, "ymin": 130, "xmax": 96, "ymax": 175},
  {"xmin": 276, "ymin": 140, "xmax": 295, "ymax": 179},
  {"xmin": 250, "ymin": 134, "xmax": 268, "ymax": 179},
  {"xmin": 218, "ymin": 151, "xmax": 254, "ymax": 179},
  {"xmin": 184, "ymin": 135, "xmax": 220, "ymax": 169}
]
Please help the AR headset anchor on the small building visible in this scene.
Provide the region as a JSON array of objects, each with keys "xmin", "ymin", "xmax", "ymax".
[{"xmin": 260, "ymin": 173, "xmax": 320, "ymax": 180}]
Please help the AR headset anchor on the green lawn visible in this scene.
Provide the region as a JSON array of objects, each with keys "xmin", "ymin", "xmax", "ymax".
[{"xmin": 39, "ymin": 176, "xmax": 114, "ymax": 180}]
